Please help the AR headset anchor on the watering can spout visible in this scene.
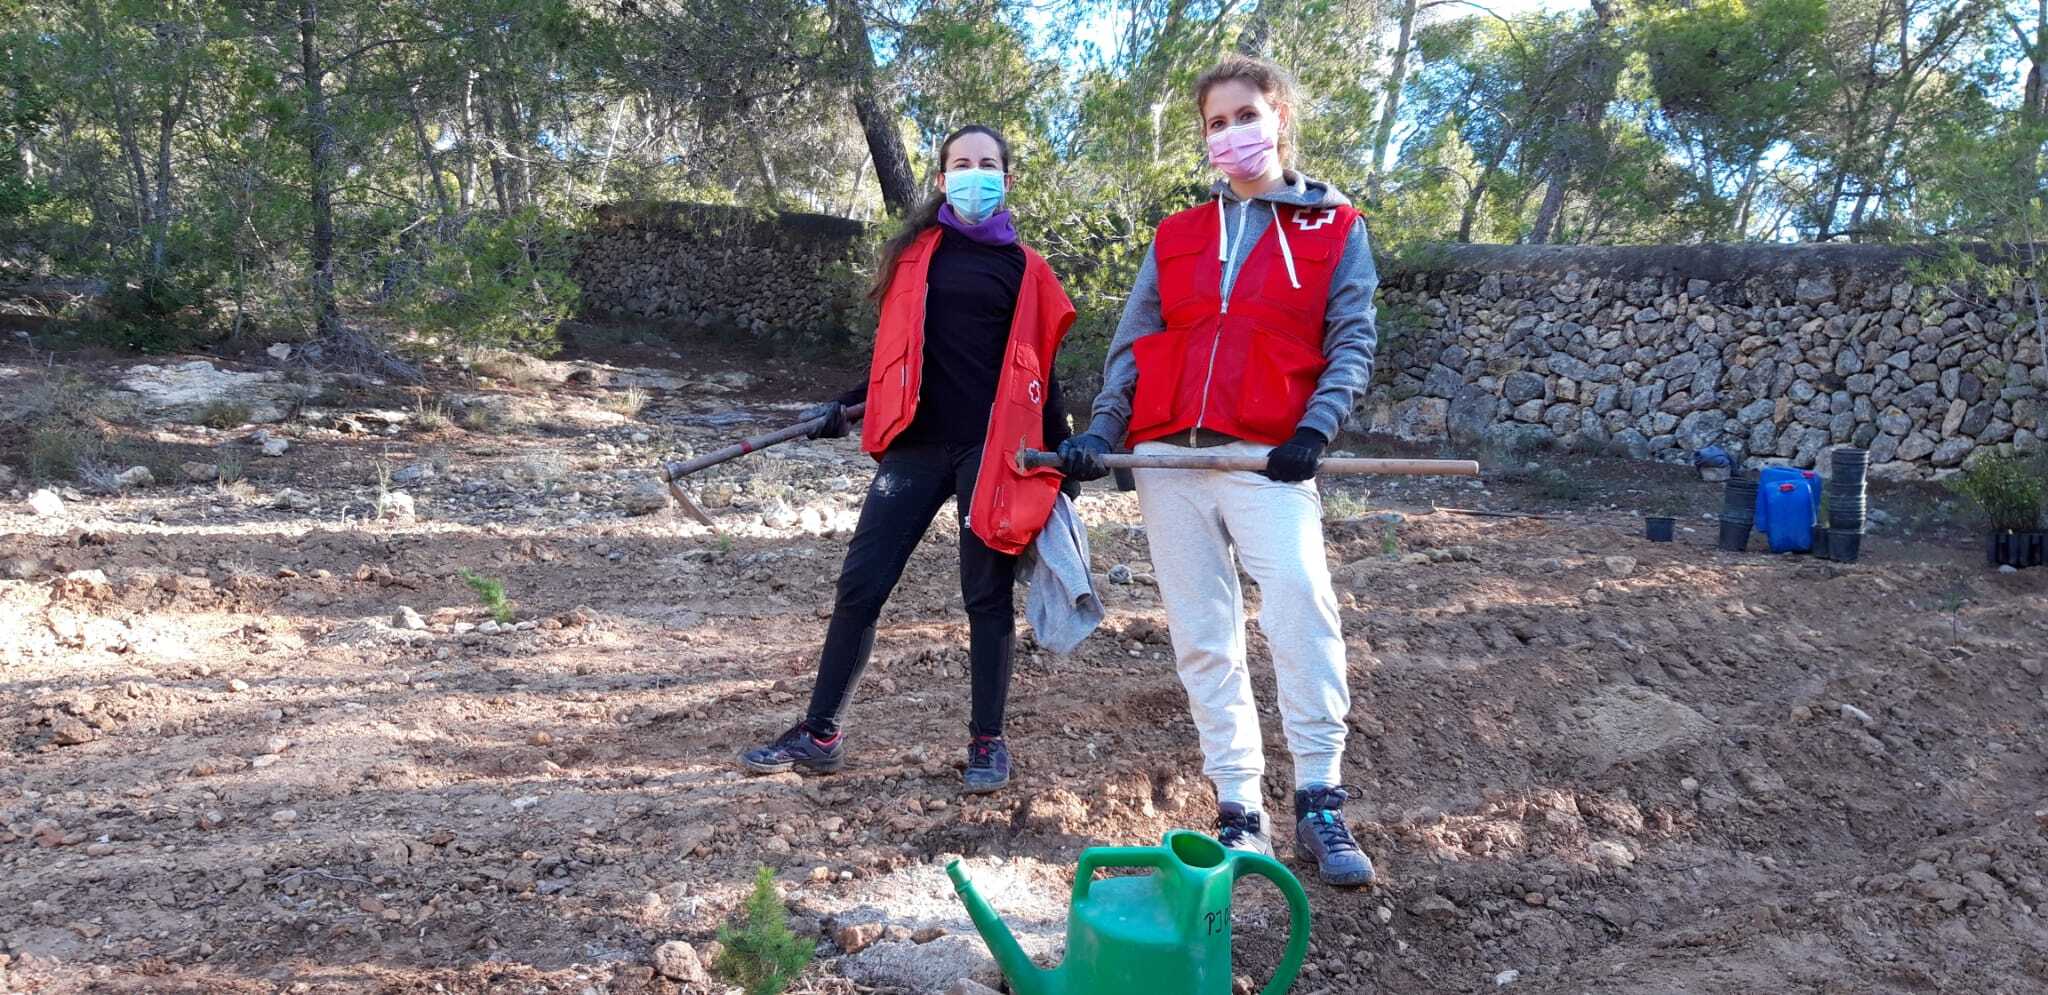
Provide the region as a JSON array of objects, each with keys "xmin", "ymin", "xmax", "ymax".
[{"xmin": 948, "ymin": 861, "xmax": 1055, "ymax": 995}]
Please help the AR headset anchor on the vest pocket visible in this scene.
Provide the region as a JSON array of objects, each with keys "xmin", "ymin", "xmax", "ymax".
[
  {"xmin": 865, "ymin": 329, "xmax": 917, "ymax": 441},
  {"xmin": 1129, "ymin": 328, "xmax": 1189, "ymax": 437},
  {"xmin": 1238, "ymin": 328, "xmax": 1327, "ymax": 440}
]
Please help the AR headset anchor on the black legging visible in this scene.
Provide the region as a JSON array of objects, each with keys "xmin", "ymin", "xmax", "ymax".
[{"xmin": 804, "ymin": 441, "xmax": 1017, "ymax": 738}]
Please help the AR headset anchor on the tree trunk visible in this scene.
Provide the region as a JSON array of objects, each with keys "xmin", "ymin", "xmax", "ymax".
[
  {"xmin": 829, "ymin": 0, "xmax": 916, "ymax": 216},
  {"xmin": 1371, "ymin": 0, "xmax": 1420, "ymax": 181},
  {"xmin": 405, "ymin": 79, "xmax": 454, "ymax": 218},
  {"xmin": 2012, "ymin": 7, "xmax": 2048, "ymax": 207},
  {"xmin": 498, "ymin": 89, "xmax": 528, "ymax": 211},
  {"xmin": 150, "ymin": 82, "xmax": 189, "ymax": 270},
  {"xmin": 1458, "ymin": 154, "xmax": 1506, "ymax": 243},
  {"xmin": 1235, "ymin": 6, "xmax": 1271, "ymax": 57},
  {"xmin": 459, "ymin": 72, "xmax": 477, "ymax": 210},
  {"xmin": 298, "ymin": 0, "xmax": 340, "ymax": 341},
  {"xmin": 1529, "ymin": 1, "xmax": 1617, "ymax": 244},
  {"xmin": 479, "ymin": 93, "xmax": 510, "ymax": 215}
]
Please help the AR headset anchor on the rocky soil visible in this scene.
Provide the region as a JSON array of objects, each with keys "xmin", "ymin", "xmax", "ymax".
[{"xmin": 2, "ymin": 334, "xmax": 2046, "ymax": 995}]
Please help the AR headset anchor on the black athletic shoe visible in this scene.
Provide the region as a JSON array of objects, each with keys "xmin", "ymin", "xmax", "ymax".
[
  {"xmin": 963, "ymin": 735, "xmax": 1011, "ymax": 794},
  {"xmin": 1216, "ymin": 803, "xmax": 1274, "ymax": 857},
  {"xmin": 1294, "ymin": 784, "xmax": 1375, "ymax": 886},
  {"xmin": 741, "ymin": 721, "xmax": 845, "ymax": 775}
]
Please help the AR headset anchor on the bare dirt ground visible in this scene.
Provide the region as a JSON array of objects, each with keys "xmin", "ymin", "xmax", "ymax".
[{"xmin": 3, "ymin": 330, "xmax": 2047, "ymax": 995}]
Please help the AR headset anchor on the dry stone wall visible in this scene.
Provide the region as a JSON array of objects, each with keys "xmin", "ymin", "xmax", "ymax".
[
  {"xmin": 573, "ymin": 203, "xmax": 872, "ymax": 340},
  {"xmin": 1368, "ymin": 243, "xmax": 2047, "ymax": 479}
]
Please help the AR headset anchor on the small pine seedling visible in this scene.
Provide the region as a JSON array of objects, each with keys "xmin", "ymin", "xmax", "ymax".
[
  {"xmin": 715, "ymin": 866, "xmax": 814, "ymax": 995},
  {"xmin": 459, "ymin": 569, "xmax": 515, "ymax": 623},
  {"xmin": 1380, "ymin": 524, "xmax": 1399, "ymax": 556}
]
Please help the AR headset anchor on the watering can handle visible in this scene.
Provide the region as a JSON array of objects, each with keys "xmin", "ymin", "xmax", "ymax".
[
  {"xmin": 1069, "ymin": 847, "xmax": 1173, "ymax": 902},
  {"xmin": 1233, "ymin": 852, "xmax": 1312, "ymax": 995}
]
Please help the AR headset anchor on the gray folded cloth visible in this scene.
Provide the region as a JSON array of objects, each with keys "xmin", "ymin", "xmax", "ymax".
[{"xmin": 1022, "ymin": 493, "xmax": 1103, "ymax": 655}]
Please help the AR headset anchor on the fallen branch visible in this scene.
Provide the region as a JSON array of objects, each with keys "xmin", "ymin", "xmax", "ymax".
[{"xmin": 1427, "ymin": 505, "xmax": 1550, "ymax": 520}]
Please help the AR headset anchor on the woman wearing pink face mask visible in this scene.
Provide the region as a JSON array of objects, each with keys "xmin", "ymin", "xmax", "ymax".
[{"xmin": 1058, "ymin": 55, "xmax": 1379, "ymax": 886}]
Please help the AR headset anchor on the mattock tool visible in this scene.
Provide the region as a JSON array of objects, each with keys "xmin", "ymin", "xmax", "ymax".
[
  {"xmin": 658, "ymin": 403, "xmax": 866, "ymax": 525},
  {"xmin": 1016, "ymin": 448, "xmax": 1481, "ymax": 477}
]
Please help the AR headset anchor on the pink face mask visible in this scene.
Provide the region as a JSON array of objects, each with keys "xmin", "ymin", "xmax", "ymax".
[{"xmin": 1205, "ymin": 120, "xmax": 1278, "ymax": 181}]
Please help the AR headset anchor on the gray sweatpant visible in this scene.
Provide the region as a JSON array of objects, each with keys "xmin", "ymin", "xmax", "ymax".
[{"xmin": 1132, "ymin": 439, "xmax": 1352, "ymax": 811}]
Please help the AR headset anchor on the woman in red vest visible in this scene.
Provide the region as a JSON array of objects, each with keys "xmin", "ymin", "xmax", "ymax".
[
  {"xmin": 1060, "ymin": 56, "xmax": 1378, "ymax": 884},
  {"xmin": 741, "ymin": 125, "xmax": 1076, "ymax": 795}
]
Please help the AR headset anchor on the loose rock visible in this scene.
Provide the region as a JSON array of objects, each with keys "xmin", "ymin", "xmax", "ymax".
[
  {"xmin": 834, "ymin": 922, "xmax": 884, "ymax": 954},
  {"xmin": 26, "ymin": 489, "xmax": 65, "ymax": 517},
  {"xmin": 651, "ymin": 940, "xmax": 710, "ymax": 984}
]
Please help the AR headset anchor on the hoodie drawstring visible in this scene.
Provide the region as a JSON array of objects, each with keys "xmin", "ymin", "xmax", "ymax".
[
  {"xmin": 1271, "ymin": 203, "xmax": 1301, "ymax": 290},
  {"xmin": 1215, "ymin": 196, "xmax": 1229, "ymax": 262}
]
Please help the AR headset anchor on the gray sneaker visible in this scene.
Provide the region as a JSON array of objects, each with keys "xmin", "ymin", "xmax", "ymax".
[
  {"xmin": 1294, "ymin": 785, "xmax": 1375, "ymax": 886},
  {"xmin": 1215, "ymin": 803, "xmax": 1274, "ymax": 857}
]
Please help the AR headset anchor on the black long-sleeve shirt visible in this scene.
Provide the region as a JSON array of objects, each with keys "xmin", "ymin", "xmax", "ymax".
[{"xmin": 839, "ymin": 227, "xmax": 1071, "ymax": 448}]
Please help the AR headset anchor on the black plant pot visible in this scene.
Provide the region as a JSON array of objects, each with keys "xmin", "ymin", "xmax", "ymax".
[
  {"xmin": 1829, "ymin": 528, "xmax": 1862, "ymax": 563},
  {"xmin": 1646, "ymin": 516, "xmax": 1675, "ymax": 542},
  {"xmin": 1986, "ymin": 530, "xmax": 2048, "ymax": 568},
  {"xmin": 1722, "ymin": 479, "xmax": 1760, "ymax": 525},
  {"xmin": 1718, "ymin": 519, "xmax": 1752, "ymax": 552},
  {"xmin": 1812, "ymin": 527, "xmax": 1833, "ymax": 559}
]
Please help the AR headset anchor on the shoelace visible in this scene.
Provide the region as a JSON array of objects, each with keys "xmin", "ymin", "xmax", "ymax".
[
  {"xmin": 1216, "ymin": 810, "xmax": 1262, "ymax": 846},
  {"xmin": 969, "ymin": 737, "xmax": 1003, "ymax": 767},
  {"xmin": 782, "ymin": 723, "xmax": 837, "ymax": 751},
  {"xmin": 1302, "ymin": 785, "xmax": 1363, "ymax": 854}
]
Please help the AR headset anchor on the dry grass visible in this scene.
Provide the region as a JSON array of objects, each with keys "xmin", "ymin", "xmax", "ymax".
[
  {"xmin": 602, "ymin": 385, "xmax": 650, "ymax": 418},
  {"xmin": 197, "ymin": 401, "xmax": 252, "ymax": 430},
  {"xmin": 413, "ymin": 397, "xmax": 453, "ymax": 432},
  {"xmin": 473, "ymin": 350, "xmax": 554, "ymax": 387}
]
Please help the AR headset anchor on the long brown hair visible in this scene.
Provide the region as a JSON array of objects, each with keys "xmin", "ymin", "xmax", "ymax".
[
  {"xmin": 1193, "ymin": 54, "xmax": 1301, "ymax": 167},
  {"xmin": 869, "ymin": 124, "xmax": 1012, "ymax": 301}
]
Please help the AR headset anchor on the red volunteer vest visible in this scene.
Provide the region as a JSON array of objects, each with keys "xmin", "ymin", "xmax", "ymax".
[
  {"xmin": 863, "ymin": 227, "xmax": 1077, "ymax": 555},
  {"xmin": 1127, "ymin": 199, "xmax": 1356, "ymax": 446}
]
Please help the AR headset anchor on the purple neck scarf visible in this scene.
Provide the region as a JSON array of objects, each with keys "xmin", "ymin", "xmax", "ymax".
[{"xmin": 938, "ymin": 205, "xmax": 1018, "ymax": 246}]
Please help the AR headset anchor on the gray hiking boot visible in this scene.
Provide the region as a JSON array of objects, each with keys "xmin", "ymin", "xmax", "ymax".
[{"xmin": 1294, "ymin": 784, "xmax": 1375, "ymax": 887}]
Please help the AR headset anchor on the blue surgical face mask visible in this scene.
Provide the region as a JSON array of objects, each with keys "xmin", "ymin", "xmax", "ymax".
[{"xmin": 944, "ymin": 167, "xmax": 1007, "ymax": 223}]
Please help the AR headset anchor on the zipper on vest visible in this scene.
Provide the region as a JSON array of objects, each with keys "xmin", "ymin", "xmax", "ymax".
[{"xmin": 1195, "ymin": 202, "xmax": 1251, "ymax": 432}]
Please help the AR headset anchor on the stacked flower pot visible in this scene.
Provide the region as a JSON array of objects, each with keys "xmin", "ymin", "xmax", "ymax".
[
  {"xmin": 1817, "ymin": 448, "xmax": 1868, "ymax": 563},
  {"xmin": 1719, "ymin": 474, "xmax": 1759, "ymax": 552}
]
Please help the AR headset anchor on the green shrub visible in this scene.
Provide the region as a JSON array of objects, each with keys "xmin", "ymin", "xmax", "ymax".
[
  {"xmin": 28, "ymin": 420, "xmax": 105, "ymax": 480},
  {"xmin": 82, "ymin": 268, "xmax": 219, "ymax": 353},
  {"xmin": 1945, "ymin": 452, "xmax": 2045, "ymax": 532},
  {"xmin": 198, "ymin": 401, "xmax": 252, "ymax": 429},
  {"xmin": 459, "ymin": 569, "xmax": 514, "ymax": 623},
  {"xmin": 715, "ymin": 867, "xmax": 813, "ymax": 995},
  {"xmin": 393, "ymin": 209, "xmax": 580, "ymax": 356}
]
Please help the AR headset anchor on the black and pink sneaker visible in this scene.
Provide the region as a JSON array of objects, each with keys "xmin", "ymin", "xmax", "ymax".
[
  {"xmin": 741, "ymin": 722, "xmax": 846, "ymax": 775},
  {"xmin": 963, "ymin": 735, "xmax": 1011, "ymax": 794}
]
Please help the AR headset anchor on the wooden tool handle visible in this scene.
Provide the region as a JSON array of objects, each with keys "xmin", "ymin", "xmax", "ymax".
[
  {"xmin": 662, "ymin": 403, "xmax": 866, "ymax": 481},
  {"xmin": 1018, "ymin": 449, "xmax": 1480, "ymax": 477}
]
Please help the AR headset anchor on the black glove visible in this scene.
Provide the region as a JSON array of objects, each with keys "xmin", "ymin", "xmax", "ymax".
[
  {"xmin": 1060, "ymin": 476, "xmax": 1082, "ymax": 499},
  {"xmin": 1264, "ymin": 428, "xmax": 1327, "ymax": 482},
  {"xmin": 802, "ymin": 401, "xmax": 849, "ymax": 440},
  {"xmin": 1057, "ymin": 433, "xmax": 1112, "ymax": 482}
]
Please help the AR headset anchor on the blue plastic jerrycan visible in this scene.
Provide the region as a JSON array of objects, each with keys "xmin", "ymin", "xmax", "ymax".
[
  {"xmin": 1754, "ymin": 467, "xmax": 1820, "ymax": 533},
  {"xmin": 1763, "ymin": 479, "xmax": 1815, "ymax": 552}
]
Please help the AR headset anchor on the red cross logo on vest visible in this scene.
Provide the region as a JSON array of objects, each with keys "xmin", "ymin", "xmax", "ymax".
[{"xmin": 1292, "ymin": 207, "xmax": 1340, "ymax": 231}]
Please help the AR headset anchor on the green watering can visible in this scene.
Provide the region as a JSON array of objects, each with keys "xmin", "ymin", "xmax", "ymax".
[{"xmin": 948, "ymin": 830, "xmax": 1311, "ymax": 995}]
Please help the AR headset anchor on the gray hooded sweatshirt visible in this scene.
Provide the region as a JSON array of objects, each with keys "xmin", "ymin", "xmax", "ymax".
[{"xmin": 1087, "ymin": 172, "xmax": 1378, "ymax": 445}]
